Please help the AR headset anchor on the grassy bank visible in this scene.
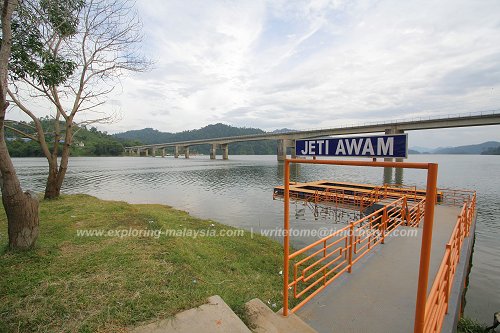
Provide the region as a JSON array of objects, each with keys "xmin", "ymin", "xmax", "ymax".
[{"xmin": 0, "ymin": 195, "xmax": 284, "ymax": 332}]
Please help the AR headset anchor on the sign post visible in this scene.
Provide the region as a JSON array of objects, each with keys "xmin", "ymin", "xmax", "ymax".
[{"xmin": 295, "ymin": 134, "xmax": 408, "ymax": 158}]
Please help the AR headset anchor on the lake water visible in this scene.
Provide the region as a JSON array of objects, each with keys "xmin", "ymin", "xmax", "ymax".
[{"xmin": 11, "ymin": 155, "xmax": 500, "ymax": 325}]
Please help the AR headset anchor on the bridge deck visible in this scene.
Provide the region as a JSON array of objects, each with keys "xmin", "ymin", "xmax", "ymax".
[
  {"xmin": 125, "ymin": 111, "xmax": 500, "ymax": 150},
  {"xmin": 295, "ymin": 204, "xmax": 460, "ymax": 333}
]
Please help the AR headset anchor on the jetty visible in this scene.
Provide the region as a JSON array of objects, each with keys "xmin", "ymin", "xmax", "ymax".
[{"xmin": 275, "ymin": 159, "xmax": 476, "ymax": 333}]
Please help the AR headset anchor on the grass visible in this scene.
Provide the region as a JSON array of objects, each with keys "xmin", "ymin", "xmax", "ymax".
[
  {"xmin": 0, "ymin": 195, "xmax": 284, "ymax": 332},
  {"xmin": 458, "ymin": 316, "xmax": 489, "ymax": 333}
]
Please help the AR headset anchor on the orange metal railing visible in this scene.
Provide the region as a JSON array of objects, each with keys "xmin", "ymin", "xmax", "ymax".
[
  {"xmin": 285, "ymin": 194, "xmax": 416, "ymax": 314},
  {"xmin": 438, "ymin": 188, "xmax": 475, "ymax": 206},
  {"xmin": 423, "ymin": 192, "xmax": 476, "ymax": 333},
  {"xmin": 282, "ymin": 159, "xmax": 439, "ymax": 333},
  {"xmin": 407, "ymin": 197, "xmax": 426, "ymax": 227}
]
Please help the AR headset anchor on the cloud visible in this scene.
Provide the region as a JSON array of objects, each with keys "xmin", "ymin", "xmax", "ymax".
[{"xmin": 7, "ymin": 0, "xmax": 500, "ymax": 147}]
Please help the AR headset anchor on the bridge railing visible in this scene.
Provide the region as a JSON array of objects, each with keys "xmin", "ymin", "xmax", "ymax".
[{"xmin": 298, "ymin": 109, "xmax": 500, "ymax": 132}]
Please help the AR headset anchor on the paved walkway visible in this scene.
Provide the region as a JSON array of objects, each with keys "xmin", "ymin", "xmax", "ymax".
[{"xmin": 296, "ymin": 205, "xmax": 461, "ymax": 333}]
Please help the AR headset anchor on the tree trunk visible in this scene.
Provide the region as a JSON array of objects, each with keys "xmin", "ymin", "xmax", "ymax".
[
  {"xmin": 44, "ymin": 120, "xmax": 71, "ymax": 199},
  {"xmin": 0, "ymin": 135, "xmax": 40, "ymax": 249},
  {"xmin": 44, "ymin": 165, "xmax": 67, "ymax": 199},
  {"xmin": 0, "ymin": 0, "xmax": 40, "ymax": 250},
  {"xmin": 44, "ymin": 162, "xmax": 61, "ymax": 199}
]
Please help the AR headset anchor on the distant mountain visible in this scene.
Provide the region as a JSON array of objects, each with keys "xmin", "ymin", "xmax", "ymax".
[
  {"xmin": 432, "ymin": 141, "xmax": 500, "ymax": 154},
  {"xmin": 482, "ymin": 146, "xmax": 500, "ymax": 155},
  {"xmin": 410, "ymin": 146, "xmax": 436, "ymax": 153},
  {"xmin": 408, "ymin": 149, "xmax": 421, "ymax": 154},
  {"xmin": 114, "ymin": 123, "xmax": 265, "ymax": 144},
  {"xmin": 114, "ymin": 123, "xmax": 277, "ymax": 155},
  {"xmin": 271, "ymin": 128, "xmax": 296, "ymax": 134}
]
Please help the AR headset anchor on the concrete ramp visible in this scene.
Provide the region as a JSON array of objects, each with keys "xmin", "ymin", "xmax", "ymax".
[
  {"xmin": 245, "ymin": 298, "xmax": 317, "ymax": 333},
  {"xmin": 132, "ymin": 295, "xmax": 251, "ymax": 333}
]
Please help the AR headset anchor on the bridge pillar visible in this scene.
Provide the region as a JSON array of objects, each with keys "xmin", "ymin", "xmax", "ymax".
[
  {"xmin": 383, "ymin": 128, "xmax": 405, "ymax": 184},
  {"xmin": 184, "ymin": 146, "xmax": 190, "ymax": 159},
  {"xmin": 277, "ymin": 139, "xmax": 296, "ymax": 161},
  {"xmin": 210, "ymin": 144, "xmax": 217, "ymax": 159},
  {"xmin": 136, "ymin": 148, "xmax": 141, "ymax": 156},
  {"xmin": 161, "ymin": 148, "xmax": 165, "ymax": 158},
  {"xmin": 174, "ymin": 146, "xmax": 179, "ymax": 158},
  {"xmin": 290, "ymin": 140, "xmax": 296, "ymax": 159},
  {"xmin": 151, "ymin": 147, "xmax": 156, "ymax": 157},
  {"xmin": 144, "ymin": 149, "xmax": 149, "ymax": 157},
  {"xmin": 222, "ymin": 144, "xmax": 229, "ymax": 160}
]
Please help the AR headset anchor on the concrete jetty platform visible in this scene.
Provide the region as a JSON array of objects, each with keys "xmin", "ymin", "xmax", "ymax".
[{"xmin": 296, "ymin": 205, "xmax": 468, "ymax": 333}]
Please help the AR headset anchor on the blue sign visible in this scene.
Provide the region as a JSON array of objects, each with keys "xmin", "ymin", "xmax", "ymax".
[{"xmin": 295, "ymin": 134, "xmax": 408, "ymax": 158}]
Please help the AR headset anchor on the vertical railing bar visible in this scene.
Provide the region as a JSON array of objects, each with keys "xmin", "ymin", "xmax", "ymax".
[
  {"xmin": 414, "ymin": 163, "xmax": 438, "ymax": 333},
  {"xmin": 283, "ymin": 160, "xmax": 290, "ymax": 316}
]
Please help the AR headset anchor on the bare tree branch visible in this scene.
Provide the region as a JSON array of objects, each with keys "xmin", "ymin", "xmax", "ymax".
[
  {"xmin": 7, "ymin": 88, "xmax": 52, "ymax": 159},
  {"xmin": 4, "ymin": 125, "xmax": 39, "ymax": 142}
]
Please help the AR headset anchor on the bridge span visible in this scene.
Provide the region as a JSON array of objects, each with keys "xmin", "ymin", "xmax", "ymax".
[{"xmin": 125, "ymin": 111, "xmax": 500, "ymax": 160}]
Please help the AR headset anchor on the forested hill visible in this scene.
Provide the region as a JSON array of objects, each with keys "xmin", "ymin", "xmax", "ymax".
[
  {"xmin": 114, "ymin": 123, "xmax": 267, "ymax": 144},
  {"xmin": 114, "ymin": 123, "xmax": 280, "ymax": 155},
  {"xmin": 6, "ymin": 118, "xmax": 140, "ymax": 157}
]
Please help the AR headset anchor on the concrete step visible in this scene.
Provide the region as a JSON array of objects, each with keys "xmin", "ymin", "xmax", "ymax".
[
  {"xmin": 245, "ymin": 298, "xmax": 317, "ymax": 333},
  {"xmin": 132, "ymin": 295, "xmax": 251, "ymax": 333}
]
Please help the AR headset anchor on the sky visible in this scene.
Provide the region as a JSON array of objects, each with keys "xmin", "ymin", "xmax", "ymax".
[{"xmin": 8, "ymin": 0, "xmax": 500, "ymax": 148}]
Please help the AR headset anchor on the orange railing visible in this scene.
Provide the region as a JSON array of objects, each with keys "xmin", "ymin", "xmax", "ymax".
[
  {"xmin": 423, "ymin": 192, "xmax": 476, "ymax": 333},
  {"xmin": 438, "ymin": 188, "xmax": 475, "ymax": 206},
  {"xmin": 285, "ymin": 196, "xmax": 414, "ymax": 313},
  {"xmin": 407, "ymin": 197, "xmax": 426, "ymax": 227},
  {"xmin": 281, "ymin": 159, "xmax": 440, "ymax": 333}
]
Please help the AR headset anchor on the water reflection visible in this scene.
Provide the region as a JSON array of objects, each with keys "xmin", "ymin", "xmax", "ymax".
[
  {"xmin": 382, "ymin": 166, "xmax": 405, "ymax": 185},
  {"xmin": 383, "ymin": 166, "xmax": 393, "ymax": 184},
  {"xmin": 395, "ymin": 167, "xmax": 404, "ymax": 185},
  {"xmin": 276, "ymin": 162, "xmax": 301, "ymax": 182}
]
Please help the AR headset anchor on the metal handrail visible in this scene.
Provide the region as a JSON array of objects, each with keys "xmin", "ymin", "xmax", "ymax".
[
  {"xmin": 423, "ymin": 193, "xmax": 476, "ymax": 333},
  {"xmin": 285, "ymin": 196, "xmax": 414, "ymax": 313}
]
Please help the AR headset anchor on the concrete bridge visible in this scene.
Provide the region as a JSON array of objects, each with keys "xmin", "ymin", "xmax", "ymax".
[{"xmin": 125, "ymin": 111, "xmax": 500, "ymax": 161}]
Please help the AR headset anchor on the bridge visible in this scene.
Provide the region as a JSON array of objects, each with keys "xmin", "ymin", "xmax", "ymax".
[{"xmin": 125, "ymin": 110, "xmax": 500, "ymax": 160}]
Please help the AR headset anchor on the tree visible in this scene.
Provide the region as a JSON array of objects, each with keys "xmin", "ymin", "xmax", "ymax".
[
  {"xmin": 7, "ymin": 0, "xmax": 149, "ymax": 198},
  {"xmin": 0, "ymin": 0, "xmax": 40, "ymax": 249}
]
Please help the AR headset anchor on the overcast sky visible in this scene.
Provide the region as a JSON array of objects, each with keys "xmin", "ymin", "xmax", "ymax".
[{"xmin": 9, "ymin": 0, "xmax": 500, "ymax": 148}]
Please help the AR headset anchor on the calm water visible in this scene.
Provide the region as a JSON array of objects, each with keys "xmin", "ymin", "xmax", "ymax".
[{"xmin": 11, "ymin": 155, "xmax": 500, "ymax": 324}]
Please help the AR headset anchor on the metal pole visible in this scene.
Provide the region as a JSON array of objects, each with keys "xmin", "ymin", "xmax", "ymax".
[
  {"xmin": 283, "ymin": 159, "xmax": 290, "ymax": 316},
  {"xmin": 414, "ymin": 163, "xmax": 438, "ymax": 333}
]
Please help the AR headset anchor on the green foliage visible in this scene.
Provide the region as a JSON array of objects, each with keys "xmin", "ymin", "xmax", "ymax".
[
  {"xmin": 5, "ymin": 139, "xmax": 44, "ymax": 157},
  {"xmin": 457, "ymin": 316, "xmax": 488, "ymax": 333},
  {"xmin": 40, "ymin": 0, "xmax": 83, "ymax": 36},
  {"xmin": 5, "ymin": 118, "xmax": 137, "ymax": 157},
  {"xmin": 3, "ymin": 0, "xmax": 81, "ymax": 85}
]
